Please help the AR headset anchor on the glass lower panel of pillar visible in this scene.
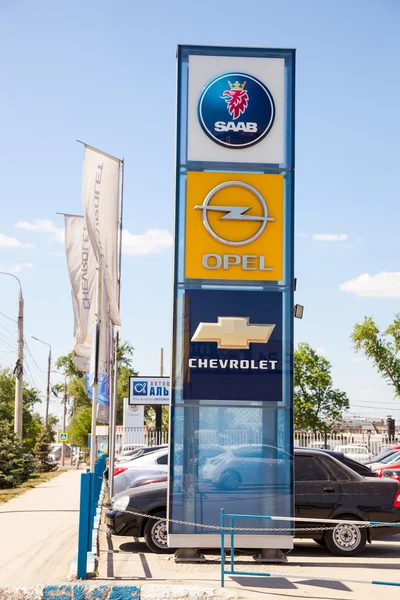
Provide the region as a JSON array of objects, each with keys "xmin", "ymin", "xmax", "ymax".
[{"xmin": 169, "ymin": 404, "xmax": 293, "ymax": 535}]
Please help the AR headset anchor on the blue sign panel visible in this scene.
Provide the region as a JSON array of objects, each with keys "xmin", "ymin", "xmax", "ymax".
[
  {"xmin": 184, "ymin": 289, "xmax": 283, "ymax": 402},
  {"xmin": 198, "ymin": 72, "xmax": 275, "ymax": 149}
]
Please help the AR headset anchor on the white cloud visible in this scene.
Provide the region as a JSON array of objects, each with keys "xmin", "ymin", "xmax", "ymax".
[
  {"xmin": 15, "ymin": 219, "xmax": 64, "ymax": 244},
  {"xmin": 340, "ymin": 272, "xmax": 400, "ymax": 298},
  {"xmin": 313, "ymin": 233, "xmax": 348, "ymax": 242},
  {"xmin": 122, "ymin": 228, "xmax": 173, "ymax": 255},
  {"xmin": 316, "ymin": 347, "xmax": 327, "ymax": 356},
  {"xmin": 0, "ymin": 263, "xmax": 35, "ymax": 274},
  {"xmin": 49, "ymin": 252, "xmax": 65, "ymax": 257},
  {"xmin": 296, "ymin": 232, "xmax": 308, "ymax": 238},
  {"xmin": 0, "ymin": 233, "xmax": 35, "ymax": 249}
]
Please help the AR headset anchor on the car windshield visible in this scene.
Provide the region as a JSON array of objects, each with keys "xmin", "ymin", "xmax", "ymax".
[
  {"xmin": 380, "ymin": 450, "xmax": 400, "ymax": 464},
  {"xmin": 372, "ymin": 448, "xmax": 396, "ymax": 463}
]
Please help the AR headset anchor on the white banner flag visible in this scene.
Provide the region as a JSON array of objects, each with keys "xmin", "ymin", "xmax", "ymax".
[
  {"xmin": 81, "ymin": 146, "xmax": 121, "ymax": 326},
  {"xmin": 64, "ymin": 215, "xmax": 109, "ymax": 374}
]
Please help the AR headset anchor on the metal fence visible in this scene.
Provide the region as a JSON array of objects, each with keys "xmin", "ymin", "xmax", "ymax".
[
  {"xmin": 294, "ymin": 432, "xmax": 400, "ymax": 455},
  {"xmin": 116, "ymin": 427, "xmax": 169, "ymax": 448}
]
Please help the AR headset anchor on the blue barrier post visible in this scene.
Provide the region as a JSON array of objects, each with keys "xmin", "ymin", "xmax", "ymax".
[{"xmin": 77, "ymin": 472, "xmax": 91, "ymax": 578}]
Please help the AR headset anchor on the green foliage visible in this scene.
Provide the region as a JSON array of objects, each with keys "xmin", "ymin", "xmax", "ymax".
[
  {"xmin": 294, "ymin": 342, "xmax": 349, "ymax": 433},
  {"xmin": 68, "ymin": 406, "xmax": 92, "ymax": 448},
  {"xmin": 0, "ymin": 367, "xmax": 43, "ymax": 451},
  {"xmin": 0, "ymin": 421, "xmax": 34, "ymax": 489},
  {"xmin": 55, "ymin": 352, "xmax": 84, "ymax": 379},
  {"xmin": 351, "ymin": 315, "xmax": 400, "ymax": 397},
  {"xmin": 56, "ymin": 341, "xmax": 142, "ymax": 447},
  {"xmin": 34, "ymin": 426, "xmax": 57, "ymax": 472}
]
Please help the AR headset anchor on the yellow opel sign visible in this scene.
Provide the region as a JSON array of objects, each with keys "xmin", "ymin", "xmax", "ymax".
[{"xmin": 185, "ymin": 172, "xmax": 283, "ymax": 281}]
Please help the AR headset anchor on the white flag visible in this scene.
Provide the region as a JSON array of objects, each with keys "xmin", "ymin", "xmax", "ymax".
[
  {"xmin": 82, "ymin": 146, "xmax": 121, "ymax": 326},
  {"xmin": 64, "ymin": 215, "xmax": 109, "ymax": 374}
]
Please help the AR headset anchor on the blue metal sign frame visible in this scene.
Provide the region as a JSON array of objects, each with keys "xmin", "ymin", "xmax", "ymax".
[{"xmin": 169, "ymin": 44, "xmax": 295, "ymax": 550}]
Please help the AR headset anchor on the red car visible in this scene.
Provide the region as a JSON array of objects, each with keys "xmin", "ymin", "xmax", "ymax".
[{"xmin": 377, "ymin": 464, "xmax": 400, "ymax": 482}]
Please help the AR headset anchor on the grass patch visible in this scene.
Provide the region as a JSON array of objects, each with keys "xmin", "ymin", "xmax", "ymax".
[{"xmin": 0, "ymin": 468, "xmax": 68, "ymax": 504}]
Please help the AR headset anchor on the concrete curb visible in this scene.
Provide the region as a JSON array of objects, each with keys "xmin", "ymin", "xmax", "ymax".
[{"xmin": 0, "ymin": 585, "xmax": 238, "ymax": 600}]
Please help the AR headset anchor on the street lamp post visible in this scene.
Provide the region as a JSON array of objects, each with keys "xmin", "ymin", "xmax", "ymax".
[
  {"xmin": 0, "ymin": 272, "xmax": 24, "ymax": 439},
  {"xmin": 31, "ymin": 336, "xmax": 51, "ymax": 428}
]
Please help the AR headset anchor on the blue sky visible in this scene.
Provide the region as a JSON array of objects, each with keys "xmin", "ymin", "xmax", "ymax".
[{"xmin": 0, "ymin": 0, "xmax": 399, "ymax": 422}]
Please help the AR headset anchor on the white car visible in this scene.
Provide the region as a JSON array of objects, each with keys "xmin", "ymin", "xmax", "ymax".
[
  {"xmin": 335, "ymin": 444, "xmax": 373, "ymax": 464},
  {"xmin": 113, "ymin": 449, "xmax": 168, "ymax": 496}
]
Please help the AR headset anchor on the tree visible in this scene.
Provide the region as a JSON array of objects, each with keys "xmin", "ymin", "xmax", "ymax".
[
  {"xmin": 351, "ymin": 315, "xmax": 400, "ymax": 397},
  {"xmin": 34, "ymin": 426, "xmax": 57, "ymax": 472},
  {"xmin": 0, "ymin": 421, "xmax": 34, "ymax": 488},
  {"xmin": 68, "ymin": 406, "xmax": 92, "ymax": 448},
  {"xmin": 294, "ymin": 343, "xmax": 349, "ymax": 433},
  {"xmin": 0, "ymin": 367, "xmax": 43, "ymax": 451}
]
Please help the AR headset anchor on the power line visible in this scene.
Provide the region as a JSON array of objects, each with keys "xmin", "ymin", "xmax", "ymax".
[
  {"xmin": 0, "ymin": 321, "xmax": 15, "ymax": 340},
  {"xmin": 0, "ymin": 310, "xmax": 17, "ymax": 323},
  {"xmin": 24, "ymin": 340, "xmax": 47, "ymax": 374}
]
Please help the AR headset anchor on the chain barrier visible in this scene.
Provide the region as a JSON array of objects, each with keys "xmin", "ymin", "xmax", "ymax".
[{"xmin": 105, "ymin": 503, "xmax": 400, "ymax": 533}]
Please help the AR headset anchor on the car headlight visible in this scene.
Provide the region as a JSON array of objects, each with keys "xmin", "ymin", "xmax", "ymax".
[{"xmin": 112, "ymin": 495, "xmax": 130, "ymax": 512}]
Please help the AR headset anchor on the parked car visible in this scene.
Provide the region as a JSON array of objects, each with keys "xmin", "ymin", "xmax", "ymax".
[
  {"xmin": 116, "ymin": 445, "xmax": 168, "ymax": 463},
  {"xmin": 369, "ymin": 444, "xmax": 400, "ymax": 465},
  {"xmin": 334, "ymin": 445, "xmax": 372, "ymax": 464},
  {"xmin": 107, "ymin": 448, "xmax": 400, "ymax": 556},
  {"xmin": 115, "ymin": 444, "xmax": 146, "ymax": 460},
  {"xmin": 302, "ymin": 448, "xmax": 377, "ymax": 477},
  {"xmin": 112, "ymin": 449, "xmax": 169, "ymax": 496},
  {"xmin": 368, "ymin": 450, "xmax": 400, "ymax": 470},
  {"xmin": 380, "ymin": 467, "xmax": 400, "ymax": 482},
  {"xmin": 308, "ymin": 441, "xmax": 332, "ymax": 450},
  {"xmin": 202, "ymin": 444, "xmax": 290, "ymax": 490}
]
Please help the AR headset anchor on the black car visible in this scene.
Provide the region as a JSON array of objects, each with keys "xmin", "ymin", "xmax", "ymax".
[
  {"xmin": 304, "ymin": 448, "xmax": 378, "ymax": 477},
  {"xmin": 106, "ymin": 448, "xmax": 400, "ymax": 556}
]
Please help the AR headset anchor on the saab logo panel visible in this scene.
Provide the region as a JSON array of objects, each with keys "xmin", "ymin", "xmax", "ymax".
[
  {"xmin": 185, "ymin": 172, "xmax": 283, "ymax": 281},
  {"xmin": 198, "ymin": 72, "xmax": 275, "ymax": 149},
  {"xmin": 183, "ymin": 289, "xmax": 283, "ymax": 402}
]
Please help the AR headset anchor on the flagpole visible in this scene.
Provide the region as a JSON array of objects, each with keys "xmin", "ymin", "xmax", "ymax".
[
  {"xmin": 109, "ymin": 157, "xmax": 124, "ymax": 498},
  {"xmin": 76, "ymin": 140, "xmax": 122, "ymax": 164},
  {"xmin": 90, "ymin": 261, "xmax": 102, "ymax": 472}
]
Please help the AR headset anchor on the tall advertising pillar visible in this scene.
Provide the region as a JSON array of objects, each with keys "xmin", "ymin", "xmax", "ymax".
[{"xmin": 169, "ymin": 45, "xmax": 295, "ymax": 549}]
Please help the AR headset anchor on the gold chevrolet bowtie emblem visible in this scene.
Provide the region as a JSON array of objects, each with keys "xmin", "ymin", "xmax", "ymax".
[{"xmin": 191, "ymin": 317, "xmax": 275, "ymax": 350}]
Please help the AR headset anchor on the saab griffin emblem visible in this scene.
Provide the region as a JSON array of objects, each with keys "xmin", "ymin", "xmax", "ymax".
[
  {"xmin": 198, "ymin": 72, "xmax": 275, "ymax": 149},
  {"xmin": 191, "ymin": 317, "xmax": 275, "ymax": 350}
]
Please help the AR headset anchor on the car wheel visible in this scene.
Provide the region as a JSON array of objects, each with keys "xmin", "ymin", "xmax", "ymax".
[
  {"xmin": 143, "ymin": 512, "xmax": 174, "ymax": 554},
  {"xmin": 313, "ymin": 538, "xmax": 326, "ymax": 547},
  {"xmin": 324, "ymin": 515, "xmax": 367, "ymax": 556},
  {"xmin": 219, "ymin": 469, "xmax": 241, "ymax": 490}
]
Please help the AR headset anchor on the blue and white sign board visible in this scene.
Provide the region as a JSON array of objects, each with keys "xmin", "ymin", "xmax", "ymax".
[{"xmin": 129, "ymin": 377, "xmax": 170, "ymax": 405}]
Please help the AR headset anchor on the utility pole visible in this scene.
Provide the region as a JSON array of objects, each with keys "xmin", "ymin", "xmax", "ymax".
[
  {"xmin": 61, "ymin": 377, "xmax": 67, "ymax": 467},
  {"xmin": 15, "ymin": 289, "xmax": 24, "ymax": 439},
  {"xmin": 155, "ymin": 347, "xmax": 163, "ymax": 444},
  {"xmin": 0, "ymin": 272, "xmax": 24, "ymax": 439}
]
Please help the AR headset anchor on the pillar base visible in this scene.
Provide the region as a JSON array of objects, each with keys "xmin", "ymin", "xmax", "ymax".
[
  {"xmin": 253, "ymin": 549, "xmax": 288, "ymax": 563},
  {"xmin": 174, "ymin": 548, "xmax": 207, "ymax": 563}
]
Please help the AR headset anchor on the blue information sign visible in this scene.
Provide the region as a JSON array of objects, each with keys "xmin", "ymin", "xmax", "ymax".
[{"xmin": 184, "ymin": 289, "xmax": 283, "ymax": 402}]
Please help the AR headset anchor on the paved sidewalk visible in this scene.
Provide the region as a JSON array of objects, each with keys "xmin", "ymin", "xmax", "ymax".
[
  {"xmin": 0, "ymin": 469, "xmax": 81, "ymax": 585},
  {"xmin": 98, "ymin": 519, "xmax": 400, "ymax": 600}
]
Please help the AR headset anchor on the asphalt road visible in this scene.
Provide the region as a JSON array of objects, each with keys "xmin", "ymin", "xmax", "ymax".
[
  {"xmin": 97, "ymin": 523, "xmax": 400, "ymax": 600},
  {"xmin": 0, "ymin": 469, "xmax": 81, "ymax": 585}
]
